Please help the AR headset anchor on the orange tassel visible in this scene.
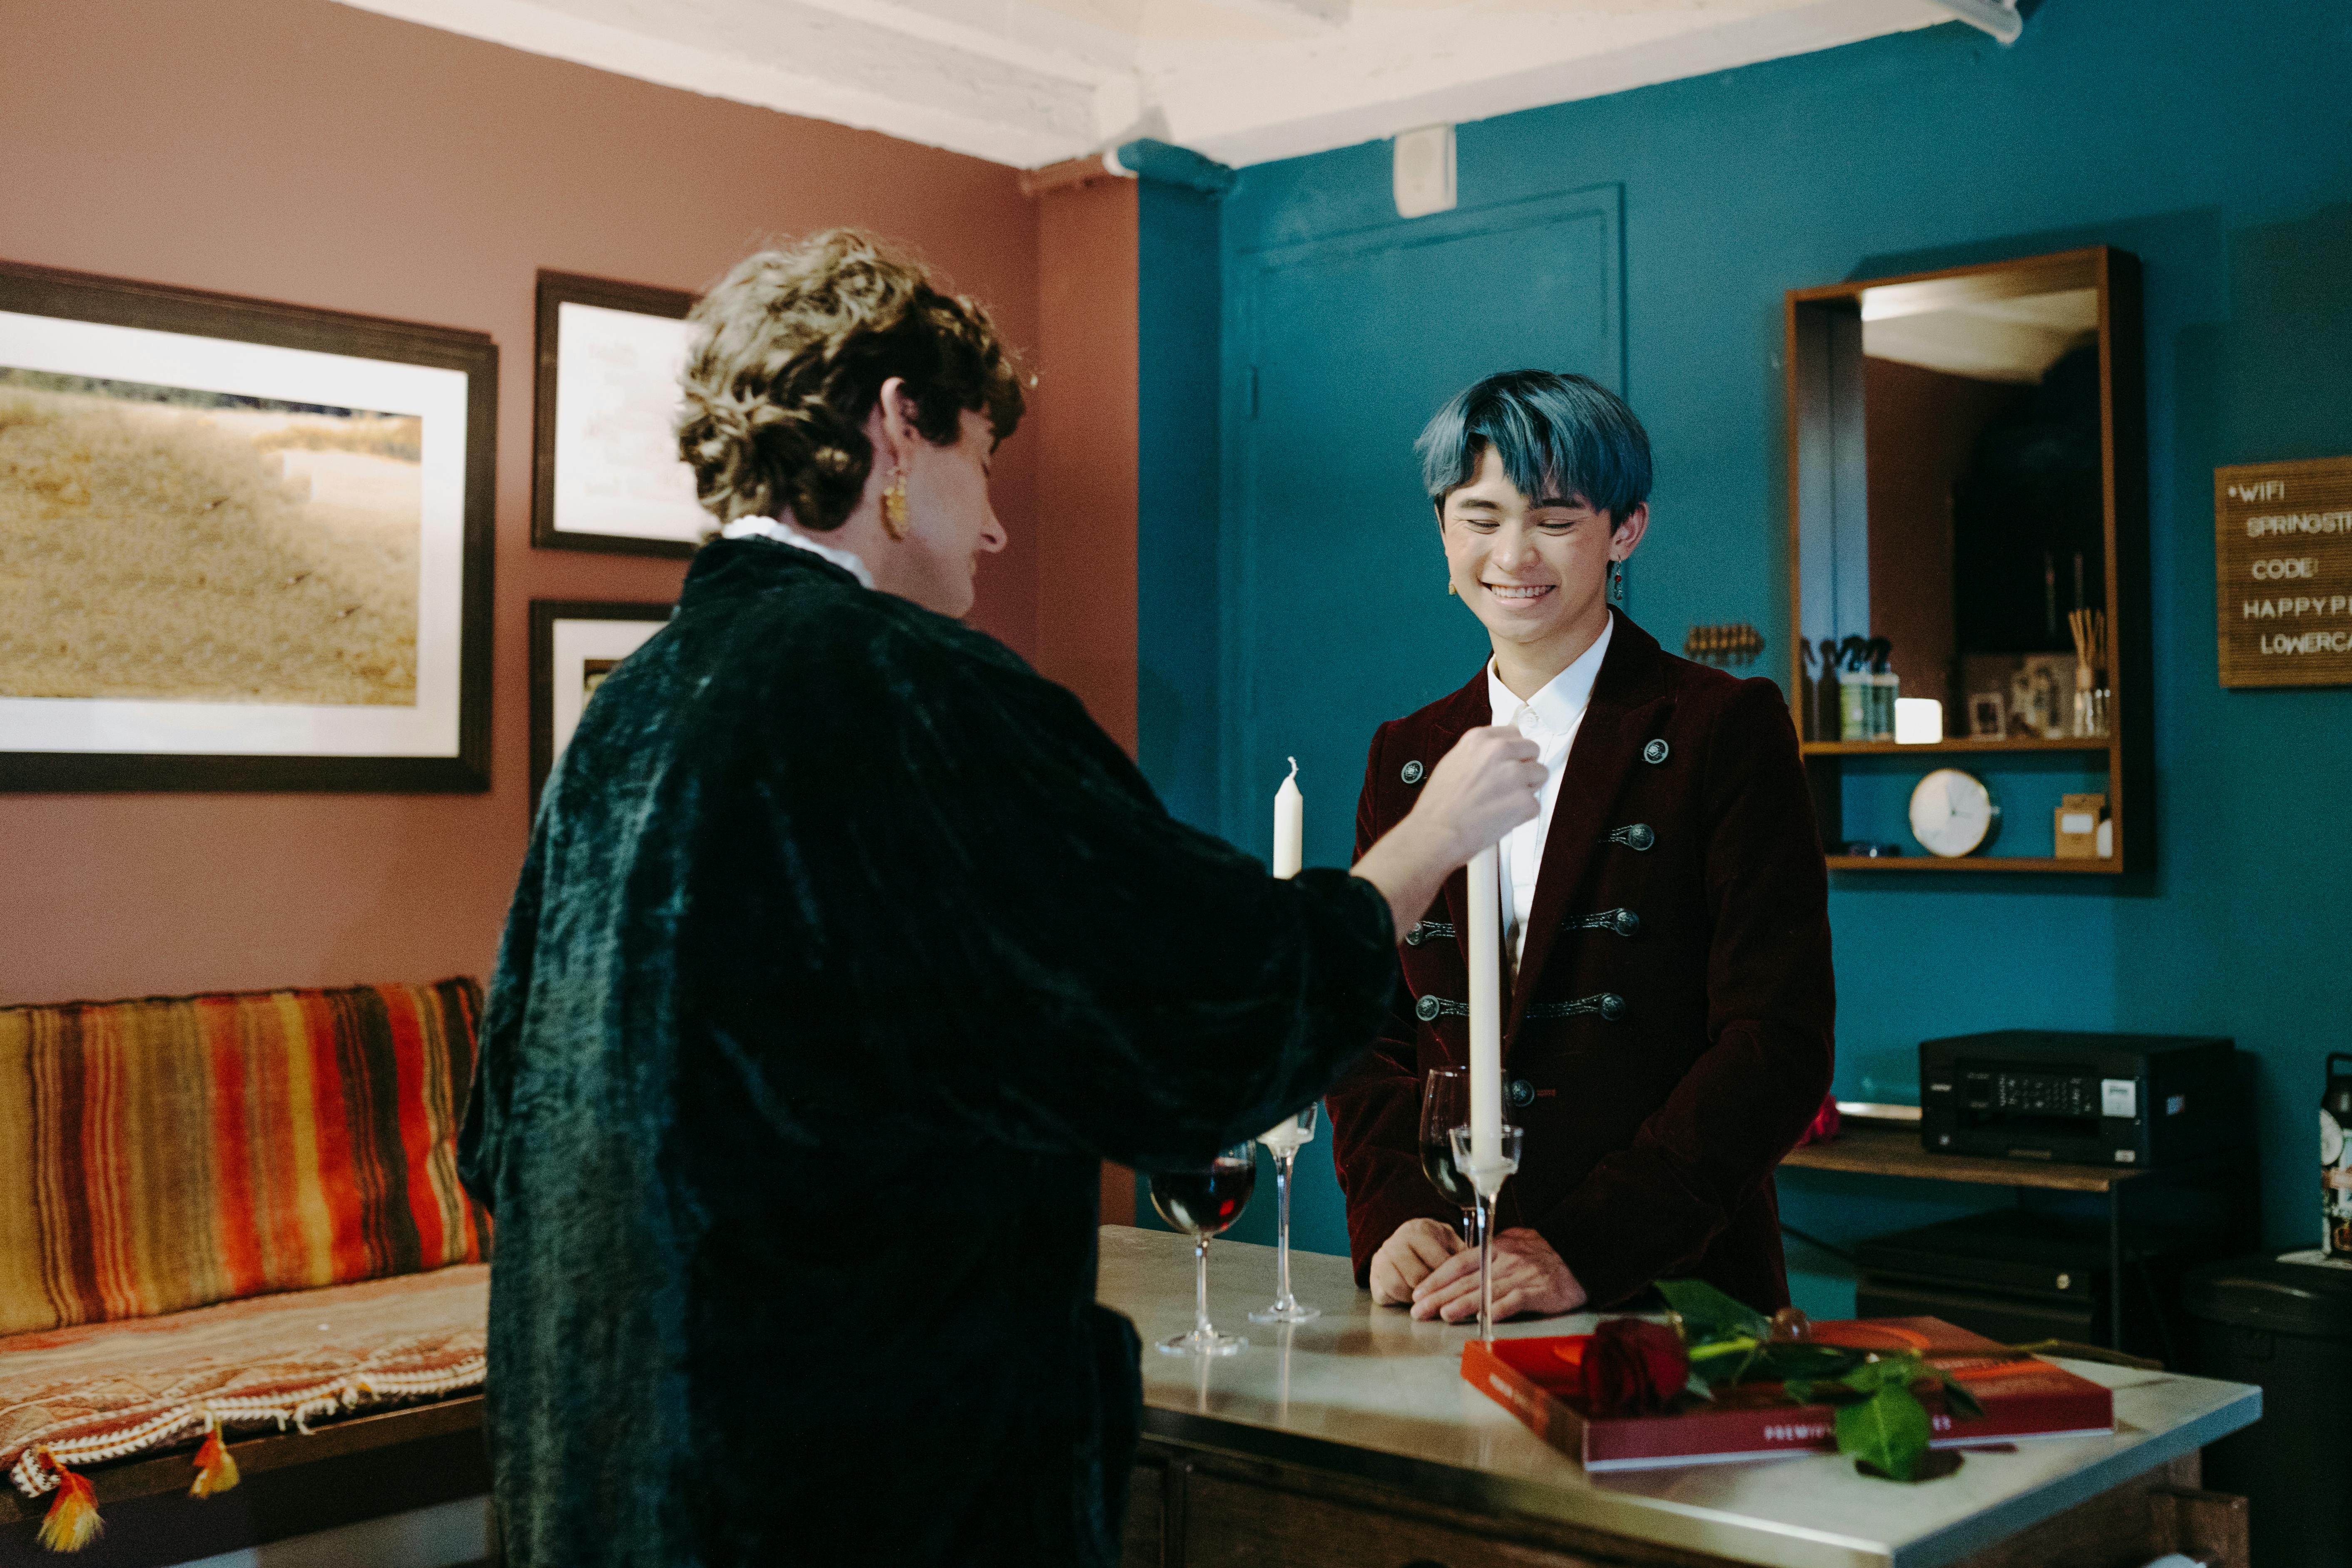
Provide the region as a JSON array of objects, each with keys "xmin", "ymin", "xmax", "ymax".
[
  {"xmin": 35, "ymin": 1457, "xmax": 102, "ymax": 1553},
  {"xmin": 189, "ymin": 1423, "xmax": 241, "ymax": 1498}
]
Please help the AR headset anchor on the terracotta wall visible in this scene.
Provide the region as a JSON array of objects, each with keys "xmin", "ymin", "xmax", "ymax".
[
  {"xmin": 1029, "ymin": 175, "xmax": 1143, "ymax": 1222},
  {"xmin": 1030, "ymin": 179, "xmax": 1142, "ymax": 754},
  {"xmin": 0, "ymin": 0, "xmax": 1045, "ymax": 1005}
]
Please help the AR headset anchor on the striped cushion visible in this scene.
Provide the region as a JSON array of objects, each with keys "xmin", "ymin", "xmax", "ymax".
[{"xmin": 0, "ymin": 979, "xmax": 486, "ymax": 1337}]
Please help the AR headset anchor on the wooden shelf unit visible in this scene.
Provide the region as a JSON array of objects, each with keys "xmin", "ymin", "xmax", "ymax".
[{"xmin": 1785, "ymin": 246, "xmax": 2148, "ymax": 875}]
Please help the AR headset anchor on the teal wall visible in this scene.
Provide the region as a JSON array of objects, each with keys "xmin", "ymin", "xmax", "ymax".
[{"xmin": 1134, "ymin": 0, "xmax": 2352, "ymax": 1306}]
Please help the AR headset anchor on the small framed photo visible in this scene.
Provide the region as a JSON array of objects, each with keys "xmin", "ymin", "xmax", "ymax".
[
  {"xmin": 1968, "ymin": 691, "xmax": 2007, "ymax": 739},
  {"xmin": 0, "ymin": 260, "xmax": 494, "ymax": 792},
  {"xmin": 530, "ymin": 271, "xmax": 705, "ymax": 558},
  {"xmin": 528, "ymin": 599, "xmax": 671, "ymax": 812}
]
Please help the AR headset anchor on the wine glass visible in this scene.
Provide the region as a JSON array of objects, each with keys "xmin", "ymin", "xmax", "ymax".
[
  {"xmin": 1250, "ymin": 1104, "xmax": 1321, "ymax": 1324},
  {"xmin": 1149, "ymin": 1143, "xmax": 1258, "ymax": 1356},
  {"xmin": 1420, "ymin": 1068, "xmax": 1478, "ymax": 1243}
]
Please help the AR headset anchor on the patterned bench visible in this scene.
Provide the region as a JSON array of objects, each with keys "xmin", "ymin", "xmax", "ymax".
[{"xmin": 0, "ymin": 980, "xmax": 489, "ymax": 1557}]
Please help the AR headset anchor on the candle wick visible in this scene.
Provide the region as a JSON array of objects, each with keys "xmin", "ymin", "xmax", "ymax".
[{"xmin": 1286, "ymin": 756, "xmax": 1299, "ymax": 782}]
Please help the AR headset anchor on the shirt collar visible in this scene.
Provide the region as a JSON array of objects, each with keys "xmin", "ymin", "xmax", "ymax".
[
  {"xmin": 719, "ymin": 516, "xmax": 876, "ymax": 590},
  {"xmin": 1487, "ymin": 615, "xmax": 1614, "ymax": 736}
]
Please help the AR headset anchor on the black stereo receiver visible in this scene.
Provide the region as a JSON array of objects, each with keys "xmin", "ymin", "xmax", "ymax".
[{"xmin": 1919, "ymin": 1030, "xmax": 2240, "ymax": 1167}]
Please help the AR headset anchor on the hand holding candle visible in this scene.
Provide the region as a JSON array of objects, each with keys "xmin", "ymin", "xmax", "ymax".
[{"xmin": 1347, "ymin": 727, "xmax": 1544, "ymax": 944}]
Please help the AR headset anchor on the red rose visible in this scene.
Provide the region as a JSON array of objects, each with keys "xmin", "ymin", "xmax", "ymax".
[{"xmin": 1581, "ymin": 1319, "xmax": 1690, "ymax": 1416}]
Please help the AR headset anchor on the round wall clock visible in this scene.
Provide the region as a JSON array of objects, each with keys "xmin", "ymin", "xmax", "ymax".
[{"xmin": 1909, "ymin": 768, "xmax": 2000, "ymax": 857}]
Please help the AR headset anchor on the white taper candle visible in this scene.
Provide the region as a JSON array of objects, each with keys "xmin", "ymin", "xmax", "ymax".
[
  {"xmin": 1466, "ymin": 844, "xmax": 1501, "ymax": 1163},
  {"xmin": 1272, "ymin": 757, "xmax": 1303, "ymax": 880}
]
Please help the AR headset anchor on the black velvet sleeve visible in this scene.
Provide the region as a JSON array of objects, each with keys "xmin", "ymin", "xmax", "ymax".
[{"xmin": 690, "ymin": 597, "xmax": 1399, "ymax": 1173}]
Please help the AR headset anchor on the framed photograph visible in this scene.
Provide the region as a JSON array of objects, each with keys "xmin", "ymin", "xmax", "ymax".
[
  {"xmin": 1969, "ymin": 691, "xmax": 2007, "ymax": 739},
  {"xmin": 0, "ymin": 260, "xmax": 495, "ymax": 792},
  {"xmin": 531, "ymin": 271, "xmax": 707, "ymax": 558},
  {"xmin": 529, "ymin": 599, "xmax": 671, "ymax": 812}
]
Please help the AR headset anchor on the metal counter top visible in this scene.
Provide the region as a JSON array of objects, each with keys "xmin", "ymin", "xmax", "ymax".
[{"xmin": 1098, "ymin": 1225, "xmax": 2258, "ymax": 1568}]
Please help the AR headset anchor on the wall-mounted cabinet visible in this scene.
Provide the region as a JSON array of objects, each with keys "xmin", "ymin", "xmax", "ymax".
[{"xmin": 1785, "ymin": 246, "xmax": 2148, "ymax": 873}]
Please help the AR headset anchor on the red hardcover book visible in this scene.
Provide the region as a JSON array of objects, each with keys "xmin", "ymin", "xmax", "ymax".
[{"xmin": 1463, "ymin": 1317, "xmax": 2113, "ymax": 1471}]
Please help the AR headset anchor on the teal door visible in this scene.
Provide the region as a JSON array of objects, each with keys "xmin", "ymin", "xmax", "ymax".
[
  {"xmin": 1206, "ymin": 186, "xmax": 1625, "ymax": 1259},
  {"xmin": 1227, "ymin": 185, "xmax": 1626, "ymax": 866}
]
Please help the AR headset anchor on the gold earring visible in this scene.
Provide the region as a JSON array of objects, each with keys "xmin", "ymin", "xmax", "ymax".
[
  {"xmin": 879, "ymin": 468, "xmax": 910, "ymax": 540},
  {"xmin": 1446, "ymin": 580, "xmax": 1458, "ymax": 596}
]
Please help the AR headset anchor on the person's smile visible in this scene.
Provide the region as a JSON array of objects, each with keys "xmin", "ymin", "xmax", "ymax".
[{"xmin": 1483, "ymin": 580, "xmax": 1556, "ymax": 605}]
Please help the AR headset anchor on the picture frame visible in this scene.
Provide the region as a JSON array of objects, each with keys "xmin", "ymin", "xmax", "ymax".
[
  {"xmin": 528, "ymin": 599, "xmax": 672, "ymax": 814},
  {"xmin": 0, "ymin": 259, "xmax": 495, "ymax": 792},
  {"xmin": 530, "ymin": 270, "xmax": 705, "ymax": 558}
]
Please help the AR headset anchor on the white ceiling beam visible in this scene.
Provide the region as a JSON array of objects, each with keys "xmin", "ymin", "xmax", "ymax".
[
  {"xmin": 333, "ymin": 0, "xmax": 1100, "ymax": 163},
  {"xmin": 1160, "ymin": 0, "xmax": 1952, "ymax": 169}
]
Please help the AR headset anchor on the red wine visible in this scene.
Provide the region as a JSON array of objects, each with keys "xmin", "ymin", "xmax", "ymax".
[
  {"xmin": 1421, "ymin": 1138, "xmax": 1478, "ymax": 1210},
  {"xmin": 1150, "ymin": 1164, "xmax": 1256, "ymax": 1237}
]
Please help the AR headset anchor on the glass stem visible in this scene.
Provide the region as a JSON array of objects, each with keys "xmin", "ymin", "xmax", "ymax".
[
  {"xmin": 1274, "ymin": 1154, "xmax": 1294, "ymax": 1308},
  {"xmin": 1194, "ymin": 1235, "xmax": 1211, "ymax": 1342},
  {"xmin": 1478, "ymin": 1195, "xmax": 1496, "ymax": 1343}
]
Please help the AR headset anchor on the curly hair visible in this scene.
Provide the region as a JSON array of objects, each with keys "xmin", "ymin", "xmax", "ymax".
[{"xmin": 675, "ymin": 230, "xmax": 1025, "ymax": 532}]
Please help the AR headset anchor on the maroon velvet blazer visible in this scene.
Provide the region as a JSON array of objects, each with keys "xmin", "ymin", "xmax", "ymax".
[{"xmin": 1325, "ymin": 612, "xmax": 1835, "ymax": 1313}]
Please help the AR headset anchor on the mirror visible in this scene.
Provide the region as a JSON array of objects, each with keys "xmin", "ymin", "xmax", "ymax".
[{"xmin": 1785, "ymin": 247, "xmax": 2143, "ymax": 871}]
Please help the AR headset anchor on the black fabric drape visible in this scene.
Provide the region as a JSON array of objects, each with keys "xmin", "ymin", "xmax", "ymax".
[{"xmin": 460, "ymin": 540, "xmax": 1396, "ymax": 1567}]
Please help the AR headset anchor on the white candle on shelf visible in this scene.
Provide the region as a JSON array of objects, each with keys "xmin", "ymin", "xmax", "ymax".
[
  {"xmin": 1272, "ymin": 757, "xmax": 1303, "ymax": 880},
  {"xmin": 1466, "ymin": 845, "xmax": 1501, "ymax": 1164}
]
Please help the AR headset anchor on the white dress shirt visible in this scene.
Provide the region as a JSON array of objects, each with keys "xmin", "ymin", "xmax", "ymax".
[
  {"xmin": 1486, "ymin": 617, "xmax": 1613, "ymax": 974},
  {"xmin": 720, "ymin": 516, "xmax": 876, "ymax": 589}
]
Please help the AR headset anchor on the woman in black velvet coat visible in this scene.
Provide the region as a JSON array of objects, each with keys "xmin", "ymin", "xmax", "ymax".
[{"xmin": 458, "ymin": 231, "xmax": 1543, "ymax": 1568}]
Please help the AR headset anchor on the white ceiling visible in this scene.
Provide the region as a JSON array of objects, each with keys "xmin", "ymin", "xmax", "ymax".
[{"xmin": 336, "ymin": 0, "xmax": 1993, "ymax": 171}]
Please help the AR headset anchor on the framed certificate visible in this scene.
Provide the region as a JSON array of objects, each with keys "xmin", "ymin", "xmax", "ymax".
[
  {"xmin": 528, "ymin": 599, "xmax": 672, "ymax": 813},
  {"xmin": 0, "ymin": 259, "xmax": 495, "ymax": 792},
  {"xmin": 530, "ymin": 270, "xmax": 707, "ymax": 558}
]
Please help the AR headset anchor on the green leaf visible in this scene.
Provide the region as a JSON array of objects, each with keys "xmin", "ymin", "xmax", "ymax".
[
  {"xmin": 1654, "ymin": 1279, "xmax": 1772, "ymax": 1342},
  {"xmin": 1837, "ymin": 1384, "xmax": 1934, "ymax": 1483}
]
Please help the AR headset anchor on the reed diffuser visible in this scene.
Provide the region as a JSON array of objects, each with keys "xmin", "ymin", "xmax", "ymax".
[{"xmin": 2067, "ymin": 609, "xmax": 2109, "ymax": 738}]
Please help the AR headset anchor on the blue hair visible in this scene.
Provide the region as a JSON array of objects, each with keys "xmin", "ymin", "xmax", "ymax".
[{"xmin": 1415, "ymin": 370, "xmax": 1652, "ymax": 520}]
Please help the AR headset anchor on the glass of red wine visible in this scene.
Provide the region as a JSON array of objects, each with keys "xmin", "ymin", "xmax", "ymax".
[
  {"xmin": 1420, "ymin": 1068, "xmax": 1478, "ymax": 1244},
  {"xmin": 1149, "ymin": 1143, "xmax": 1258, "ymax": 1356}
]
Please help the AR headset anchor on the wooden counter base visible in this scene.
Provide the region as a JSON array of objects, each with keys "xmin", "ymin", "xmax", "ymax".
[{"xmin": 1122, "ymin": 1445, "xmax": 2246, "ymax": 1568}]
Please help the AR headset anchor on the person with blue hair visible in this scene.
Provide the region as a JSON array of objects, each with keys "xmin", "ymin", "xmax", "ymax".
[{"xmin": 1325, "ymin": 368, "xmax": 1837, "ymax": 1322}]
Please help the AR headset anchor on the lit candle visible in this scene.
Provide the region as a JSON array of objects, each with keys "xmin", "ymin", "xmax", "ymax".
[
  {"xmin": 1272, "ymin": 757, "xmax": 1302, "ymax": 881},
  {"xmin": 1466, "ymin": 845, "xmax": 1501, "ymax": 1163}
]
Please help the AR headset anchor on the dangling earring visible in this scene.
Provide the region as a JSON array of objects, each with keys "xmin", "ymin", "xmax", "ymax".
[
  {"xmin": 879, "ymin": 468, "xmax": 910, "ymax": 540},
  {"xmin": 1609, "ymin": 560, "xmax": 1626, "ymax": 605}
]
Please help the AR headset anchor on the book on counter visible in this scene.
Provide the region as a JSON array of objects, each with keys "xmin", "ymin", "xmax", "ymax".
[{"xmin": 1463, "ymin": 1317, "xmax": 2114, "ymax": 1472}]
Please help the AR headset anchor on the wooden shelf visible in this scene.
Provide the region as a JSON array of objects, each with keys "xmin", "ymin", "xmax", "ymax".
[
  {"xmin": 1800, "ymin": 737, "xmax": 2114, "ymax": 757},
  {"xmin": 1825, "ymin": 854, "xmax": 2121, "ymax": 874},
  {"xmin": 1781, "ymin": 1122, "xmax": 2143, "ymax": 1192}
]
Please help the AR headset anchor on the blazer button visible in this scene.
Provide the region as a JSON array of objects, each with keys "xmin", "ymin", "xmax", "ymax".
[
  {"xmin": 1644, "ymin": 739, "xmax": 1670, "ymax": 764},
  {"xmin": 1507, "ymin": 1078, "xmax": 1536, "ymax": 1110},
  {"xmin": 1400, "ymin": 760, "xmax": 1425, "ymax": 784},
  {"xmin": 1623, "ymin": 823, "xmax": 1655, "ymax": 851},
  {"xmin": 1612, "ymin": 909, "xmax": 1641, "ymax": 938},
  {"xmin": 1414, "ymin": 995, "xmax": 1441, "ymax": 1022},
  {"xmin": 1405, "ymin": 925, "xmax": 1425, "ymax": 946},
  {"xmin": 1598, "ymin": 993, "xmax": 1627, "ymax": 1021}
]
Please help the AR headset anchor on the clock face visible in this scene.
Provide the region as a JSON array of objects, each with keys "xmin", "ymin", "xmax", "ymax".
[{"xmin": 1909, "ymin": 767, "xmax": 1999, "ymax": 857}]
